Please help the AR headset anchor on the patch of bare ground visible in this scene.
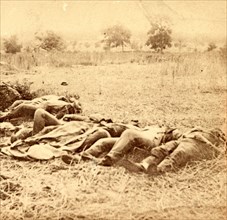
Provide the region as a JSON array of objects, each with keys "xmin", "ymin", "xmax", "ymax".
[{"xmin": 0, "ymin": 157, "xmax": 226, "ymax": 219}]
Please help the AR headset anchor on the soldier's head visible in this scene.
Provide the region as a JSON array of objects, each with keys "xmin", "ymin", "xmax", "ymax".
[
  {"xmin": 68, "ymin": 98, "xmax": 82, "ymax": 114},
  {"xmin": 73, "ymin": 100, "xmax": 82, "ymax": 113},
  {"xmin": 209, "ymin": 128, "xmax": 226, "ymax": 142}
]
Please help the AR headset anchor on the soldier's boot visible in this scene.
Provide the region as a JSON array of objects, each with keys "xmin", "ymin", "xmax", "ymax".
[
  {"xmin": 157, "ymin": 157, "xmax": 176, "ymax": 173},
  {"xmin": 97, "ymin": 155, "xmax": 114, "ymax": 166},
  {"xmin": 140, "ymin": 155, "xmax": 162, "ymax": 175},
  {"xmin": 141, "ymin": 141, "xmax": 179, "ymax": 175}
]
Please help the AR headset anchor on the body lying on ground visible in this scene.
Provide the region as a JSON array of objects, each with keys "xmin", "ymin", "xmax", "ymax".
[
  {"xmin": 2, "ymin": 108, "xmax": 175, "ymax": 161},
  {"xmin": 62, "ymin": 126, "xmax": 226, "ymax": 174},
  {"xmin": 122, "ymin": 127, "xmax": 226, "ymax": 174},
  {"xmin": 1, "ymin": 108, "xmax": 139, "ymax": 159},
  {"xmin": 10, "ymin": 108, "xmax": 130, "ymax": 143},
  {"xmin": 2, "ymin": 108, "xmax": 225, "ymax": 175},
  {"xmin": 61, "ymin": 125, "xmax": 182, "ymax": 164},
  {"xmin": 0, "ymin": 95, "xmax": 82, "ymax": 123},
  {"xmin": 28, "ymin": 109, "xmax": 179, "ymax": 157}
]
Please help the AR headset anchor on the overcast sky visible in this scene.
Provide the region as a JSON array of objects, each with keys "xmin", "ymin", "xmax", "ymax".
[{"xmin": 1, "ymin": 1, "xmax": 226, "ymax": 42}]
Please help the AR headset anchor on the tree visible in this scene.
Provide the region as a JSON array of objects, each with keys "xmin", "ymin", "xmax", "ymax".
[
  {"xmin": 3, "ymin": 35, "xmax": 22, "ymax": 54},
  {"xmin": 102, "ymin": 25, "xmax": 131, "ymax": 51},
  {"xmin": 35, "ymin": 31, "xmax": 65, "ymax": 51},
  {"xmin": 146, "ymin": 21, "xmax": 172, "ymax": 53}
]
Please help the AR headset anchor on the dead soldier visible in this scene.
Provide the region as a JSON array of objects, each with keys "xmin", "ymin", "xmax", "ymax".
[
  {"xmin": 62, "ymin": 126, "xmax": 226, "ymax": 175},
  {"xmin": 101, "ymin": 127, "xmax": 226, "ymax": 174},
  {"xmin": 10, "ymin": 107, "xmax": 135, "ymax": 143},
  {"xmin": 61, "ymin": 126, "xmax": 182, "ymax": 165},
  {"xmin": 0, "ymin": 95, "xmax": 82, "ymax": 123}
]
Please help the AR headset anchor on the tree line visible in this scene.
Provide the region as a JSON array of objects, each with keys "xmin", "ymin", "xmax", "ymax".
[{"xmin": 1, "ymin": 22, "xmax": 222, "ymax": 54}]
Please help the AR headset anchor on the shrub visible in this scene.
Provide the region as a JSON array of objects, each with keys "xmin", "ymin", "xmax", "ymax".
[
  {"xmin": 11, "ymin": 80, "xmax": 36, "ymax": 100},
  {"xmin": 35, "ymin": 31, "xmax": 65, "ymax": 51},
  {"xmin": 3, "ymin": 35, "xmax": 22, "ymax": 54},
  {"xmin": 0, "ymin": 83, "xmax": 21, "ymax": 111}
]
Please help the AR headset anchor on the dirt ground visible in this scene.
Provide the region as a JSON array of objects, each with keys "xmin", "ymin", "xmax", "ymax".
[{"xmin": 0, "ymin": 58, "xmax": 226, "ymax": 219}]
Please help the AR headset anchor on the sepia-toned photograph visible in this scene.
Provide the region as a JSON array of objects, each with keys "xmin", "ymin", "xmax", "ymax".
[{"xmin": 0, "ymin": 1, "xmax": 226, "ymax": 219}]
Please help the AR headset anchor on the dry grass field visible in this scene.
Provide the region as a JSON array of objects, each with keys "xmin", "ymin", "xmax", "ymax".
[{"xmin": 0, "ymin": 51, "xmax": 226, "ymax": 219}]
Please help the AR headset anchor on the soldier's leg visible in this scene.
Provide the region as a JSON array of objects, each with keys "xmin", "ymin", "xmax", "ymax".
[
  {"xmin": 140, "ymin": 140, "xmax": 179, "ymax": 174},
  {"xmin": 82, "ymin": 137, "xmax": 118, "ymax": 158},
  {"xmin": 8, "ymin": 100, "xmax": 24, "ymax": 110},
  {"xmin": 99, "ymin": 129, "xmax": 154, "ymax": 166},
  {"xmin": 11, "ymin": 127, "xmax": 33, "ymax": 143},
  {"xmin": 120, "ymin": 140, "xmax": 179, "ymax": 174},
  {"xmin": 0, "ymin": 104, "xmax": 38, "ymax": 122},
  {"xmin": 33, "ymin": 109, "xmax": 61, "ymax": 135},
  {"xmin": 62, "ymin": 138, "xmax": 118, "ymax": 165},
  {"xmin": 157, "ymin": 139, "xmax": 198, "ymax": 173},
  {"xmin": 61, "ymin": 137, "xmax": 118, "ymax": 164},
  {"xmin": 75, "ymin": 128, "xmax": 111, "ymax": 153}
]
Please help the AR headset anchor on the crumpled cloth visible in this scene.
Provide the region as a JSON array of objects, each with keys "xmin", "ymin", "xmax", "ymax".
[{"xmin": 0, "ymin": 120, "xmax": 102, "ymax": 160}]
